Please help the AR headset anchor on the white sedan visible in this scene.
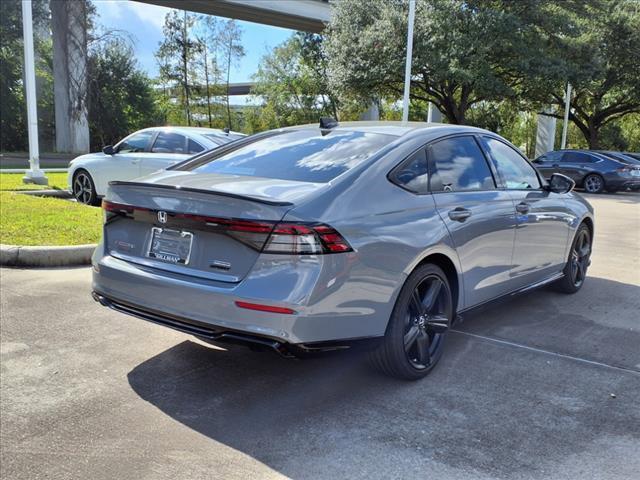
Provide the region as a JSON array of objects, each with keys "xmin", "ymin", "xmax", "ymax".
[{"xmin": 68, "ymin": 126, "xmax": 245, "ymax": 205}]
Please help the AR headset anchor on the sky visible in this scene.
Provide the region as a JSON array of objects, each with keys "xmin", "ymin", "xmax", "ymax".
[{"xmin": 93, "ymin": 0, "xmax": 297, "ymax": 83}]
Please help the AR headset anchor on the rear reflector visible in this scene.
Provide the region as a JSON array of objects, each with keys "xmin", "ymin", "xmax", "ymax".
[
  {"xmin": 101, "ymin": 200, "xmax": 353, "ymax": 255},
  {"xmin": 235, "ymin": 301, "xmax": 296, "ymax": 315}
]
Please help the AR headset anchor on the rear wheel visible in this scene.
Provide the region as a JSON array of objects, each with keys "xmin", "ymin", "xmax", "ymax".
[
  {"xmin": 554, "ymin": 224, "xmax": 591, "ymax": 294},
  {"xmin": 369, "ymin": 264, "xmax": 453, "ymax": 380},
  {"xmin": 583, "ymin": 174, "xmax": 605, "ymax": 193},
  {"xmin": 73, "ymin": 170, "xmax": 99, "ymax": 206}
]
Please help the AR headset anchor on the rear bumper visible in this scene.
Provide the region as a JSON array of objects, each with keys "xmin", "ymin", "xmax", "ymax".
[
  {"xmin": 92, "ymin": 249, "xmax": 394, "ymax": 345},
  {"xmin": 604, "ymin": 176, "xmax": 640, "ymax": 191}
]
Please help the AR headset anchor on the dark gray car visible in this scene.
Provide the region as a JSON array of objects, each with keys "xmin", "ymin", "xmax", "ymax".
[
  {"xmin": 92, "ymin": 122, "xmax": 594, "ymax": 380},
  {"xmin": 533, "ymin": 149, "xmax": 640, "ymax": 193}
]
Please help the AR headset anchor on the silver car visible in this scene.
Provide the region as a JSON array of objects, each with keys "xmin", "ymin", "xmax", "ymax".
[{"xmin": 92, "ymin": 121, "xmax": 594, "ymax": 380}]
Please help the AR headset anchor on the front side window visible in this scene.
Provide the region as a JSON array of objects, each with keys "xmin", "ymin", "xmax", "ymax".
[
  {"xmin": 188, "ymin": 129, "xmax": 395, "ymax": 183},
  {"xmin": 151, "ymin": 132, "xmax": 187, "ymax": 154},
  {"xmin": 390, "ymin": 148, "xmax": 429, "ymax": 194},
  {"xmin": 117, "ymin": 131, "xmax": 154, "ymax": 154},
  {"xmin": 429, "ymin": 136, "xmax": 495, "ymax": 192},
  {"xmin": 482, "ymin": 137, "xmax": 540, "ymax": 190}
]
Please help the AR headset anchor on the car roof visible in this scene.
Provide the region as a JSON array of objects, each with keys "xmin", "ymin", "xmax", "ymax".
[
  {"xmin": 283, "ymin": 121, "xmax": 488, "ymax": 138},
  {"xmin": 139, "ymin": 126, "xmax": 245, "ymax": 137}
]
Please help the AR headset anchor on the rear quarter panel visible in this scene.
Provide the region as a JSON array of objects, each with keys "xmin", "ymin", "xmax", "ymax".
[{"xmin": 282, "ymin": 140, "xmax": 461, "ymax": 339}]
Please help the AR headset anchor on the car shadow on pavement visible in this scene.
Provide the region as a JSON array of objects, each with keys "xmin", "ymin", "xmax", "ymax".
[{"xmin": 126, "ymin": 277, "xmax": 640, "ymax": 478}]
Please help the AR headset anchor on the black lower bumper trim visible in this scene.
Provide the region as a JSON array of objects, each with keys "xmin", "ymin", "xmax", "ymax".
[{"xmin": 92, "ymin": 291, "xmax": 294, "ymax": 357}]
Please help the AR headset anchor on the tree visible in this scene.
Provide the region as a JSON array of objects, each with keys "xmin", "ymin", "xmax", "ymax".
[
  {"xmin": 87, "ymin": 38, "xmax": 162, "ymax": 149},
  {"xmin": 0, "ymin": 0, "xmax": 51, "ymax": 151},
  {"xmin": 251, "ymin": 32, "xmax": 339, "ymax": 127},
  {"xmin": 217, "ymin": 19, "xmax": 245, "ymax": 130},
  {"xmin": 541, "ymin": 0, "xmax": 640, "ymax": 149},
  {"xmin": 156, "ymin": 10, "xmax": 199, "ymax": 125},
  {"xmin": 194, "ymin": 15, "xmax": 223, "ymax": 128},
  {"xmin": 325, "ymin": 0, "xmax": 575, "ymax": 124}
]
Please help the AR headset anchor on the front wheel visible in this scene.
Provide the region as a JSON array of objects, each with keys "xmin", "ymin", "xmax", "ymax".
[
  {"xmin": 554, "ymin": 224, "xmax": 591, "ymax": 294},
  {"xmin": 369, "ymin": 264, "xmax": 453, "ymax": 380},
  {"xmin": 72, "ymin": 170, "xmax": 99, "ymax": 206}
]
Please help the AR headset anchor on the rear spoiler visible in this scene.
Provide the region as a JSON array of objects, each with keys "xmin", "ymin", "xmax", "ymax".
[{"xmin": 108, "ymin": 181, "xmax": 294, "ymax": 207}]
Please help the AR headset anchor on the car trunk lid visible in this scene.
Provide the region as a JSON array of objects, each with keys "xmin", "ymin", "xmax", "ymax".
[{"xmin": 103, "ymin": 172, "xmax": 325, "ymax": 283}]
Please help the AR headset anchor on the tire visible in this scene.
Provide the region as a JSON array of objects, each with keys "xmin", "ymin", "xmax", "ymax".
[
  {"xmin": 583, "ymin": 173, "xmax": 605, "ymax": 194},
  {"xmin": 553, "ymin": 223, "xmax": 591, "ymax": 294},
  {"xmin": 369, "ymin": 264, "xmax": 453, "ymax": 380},
  {"xmin": 72, "ymin": 170, "xmax": 99, "ymax": 206}
]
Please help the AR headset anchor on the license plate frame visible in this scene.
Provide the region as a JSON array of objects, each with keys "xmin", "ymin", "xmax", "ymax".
[{"xmin": 147, "ymin": 227, "xmax": 194, "ymax": 265}]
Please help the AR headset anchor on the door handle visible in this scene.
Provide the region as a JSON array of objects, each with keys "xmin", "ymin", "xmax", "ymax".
[
  {"xmin": 516, "ymin": 202, "xmax": 530, "ymax": 214},
  {"xmin": 448, "ymin": 207, "xmax": 472, "ymax": 222},
  {"xmin": 131, "ymin": 159, "xmax": 140, "ymax": 164}
]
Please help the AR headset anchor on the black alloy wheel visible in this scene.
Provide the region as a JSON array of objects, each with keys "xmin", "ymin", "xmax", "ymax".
[
  {"xmin": 403, "ymin": 275, "xmax": 450, "ymax": 369},
  {"xmin": 370, "ymin": 264, "xmax": 453, "ymax": 380},
  {"xmin": 554, "ymin": 224, "xmax": 591, "ymax": 294},
  {"xmin": 569, "ymin": 227, "xmax": 591, "ymax": 288}
]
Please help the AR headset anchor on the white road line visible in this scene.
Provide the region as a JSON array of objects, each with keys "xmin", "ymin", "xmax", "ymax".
[{"xmin": 451, "ymin": 329, "xmax": 640, "ymax": 376}]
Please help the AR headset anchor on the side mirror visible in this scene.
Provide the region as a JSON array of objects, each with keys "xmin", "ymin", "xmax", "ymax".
[
  {"xmin": 546, "ymin": 173, "xmax": 575, "ymax": 194},
  {"xmin": 102, "ymin": 145, "xmax": 115, "ymax": 155}
]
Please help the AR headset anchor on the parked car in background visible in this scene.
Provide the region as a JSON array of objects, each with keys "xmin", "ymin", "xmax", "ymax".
[
  {"xmin": 68, "ymin": 127, "xmax": 245, "ymax": 205},
  {"xmin": 533, "ymin": 149, "xmax": 640, "ymax": 193},
  {"xmin": 596, "ymin": 150, "xmax": 640, "ymax": 165},
  {"xmin": 92, "ymin": 121, "xmax": 594, "ymax": 380}
]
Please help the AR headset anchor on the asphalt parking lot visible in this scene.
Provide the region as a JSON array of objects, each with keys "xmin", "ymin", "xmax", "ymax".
[{"xmin": 1, "ymin": 192, "xmax": 639, "ymax": 480}]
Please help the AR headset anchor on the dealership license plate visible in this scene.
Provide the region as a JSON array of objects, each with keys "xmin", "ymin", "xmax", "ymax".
[
  {"xmin": 631, "ymin": 170, "xmax": 640, "ymax": 177},
  {"xmin": 147, "ymin": 227, "xmax": 193, "ymax": 265}
]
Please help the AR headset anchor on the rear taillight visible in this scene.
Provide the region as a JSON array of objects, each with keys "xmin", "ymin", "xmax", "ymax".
[
  {"xmin": 101, "ymin": 200, "xmax": 352, "ymax": 255},
  {"xmin": 262, "ymin": 223, "xmax": 353, "ymax": 255},
  {"xmin": 102, "ymin": 200, "xmax": 135, "ymax": 223}
]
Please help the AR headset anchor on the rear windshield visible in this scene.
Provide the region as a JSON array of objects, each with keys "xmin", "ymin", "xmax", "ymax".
[{"xmin": 186, "ymin": 129, "xmax": 395, "ymax": 183}]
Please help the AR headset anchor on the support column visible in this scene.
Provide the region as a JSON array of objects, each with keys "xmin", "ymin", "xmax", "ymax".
[
  {"xmin": 427, "ymin": 103, "xmax": 442, "ymax": 123},
  {"xmin": 51, "ymin": 0, "xmax": 90, "ymax": 154},
  {"xmin": 359, "ymin": 100, "xmax": 379, "ymax": 121},
  {"xmin": 535, "ymin": 109, "xmax": 557, "ymax": 158},
  {"xmin": 22, "ymin": 0, "xmax": 47, "ymax": 185}
]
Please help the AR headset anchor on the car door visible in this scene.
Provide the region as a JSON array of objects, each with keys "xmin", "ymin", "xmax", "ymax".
[
  {"xmin": 479, "ymin": 136, "xmax": 571, "ymax": 288},
  {"xmin": 428, "ymin": 135, "xmax": 517, "ymax": 308},
  {"xmin": 95, "ymin": 130, "xmax": 154, "ymax": 193},
  {"xmin": 557, "ymin": 151, "xmax": 597, "ymax": 183},
  {"xmin": 140, "ymin": 131, "xmax": 195, "ymax": 177}
]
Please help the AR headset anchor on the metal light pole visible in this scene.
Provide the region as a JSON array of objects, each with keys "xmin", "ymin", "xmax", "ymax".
[
  {"xmin": 560, "ymin": 83, "xmax": 572, "ymax": 150},
  {"xmin": 401, "ymin": 0, "xmax": 416, "ymax": 123},
  {"xmin": 21, "ymin": 0, "xmax": 47, "ymax": 185}
]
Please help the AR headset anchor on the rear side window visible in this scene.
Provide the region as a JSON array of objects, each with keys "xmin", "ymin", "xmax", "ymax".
[
  {"xmin": 188, "ymin": 139, "xmax": 205, "ymax": 154},
  {"xmin": 390, "ymin": 148, "xmax": 429, "ymax": 194},
  {"xmin": 429, "ymin": 136, "xmax": 495, "ymax": 192},
  {"xmin": 188, "ymin": 129, "xmax": 395, "ymax": 183},
  {"xmin": 482, "ymin": 137, "xmax": 540, "ymax": 190},
  {"xmin": 151, "ymin": 132, "xmax": 187, "ymax": 154}
]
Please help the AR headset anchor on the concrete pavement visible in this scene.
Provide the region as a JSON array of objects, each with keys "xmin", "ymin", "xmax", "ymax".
[{"xmin": 1, "ymin": 192, "xmax": 639, "ymax": 480}]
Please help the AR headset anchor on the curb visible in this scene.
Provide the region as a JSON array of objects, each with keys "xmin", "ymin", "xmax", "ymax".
[
  {"xmin": 18, "ymin": 189, "xmax": 72, "ymax": 199},
  {"xmin": 0, "ymin": 243, "xmax": 96, "ymax": 267}
]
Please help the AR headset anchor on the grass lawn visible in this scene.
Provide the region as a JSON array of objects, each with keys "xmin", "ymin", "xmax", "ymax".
[
  {"xmin": 0, "ymin": 172, "xmax": 68, "ymax": 191},
  {"xmin": 0, "ymin": 191, "xmax": 102, "ymax": 246}
]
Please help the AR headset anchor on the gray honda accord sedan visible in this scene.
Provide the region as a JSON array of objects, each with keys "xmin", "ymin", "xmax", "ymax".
[{"xmin": 92, "ymin": 121, "xmax": 594, "ymax": 380}]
